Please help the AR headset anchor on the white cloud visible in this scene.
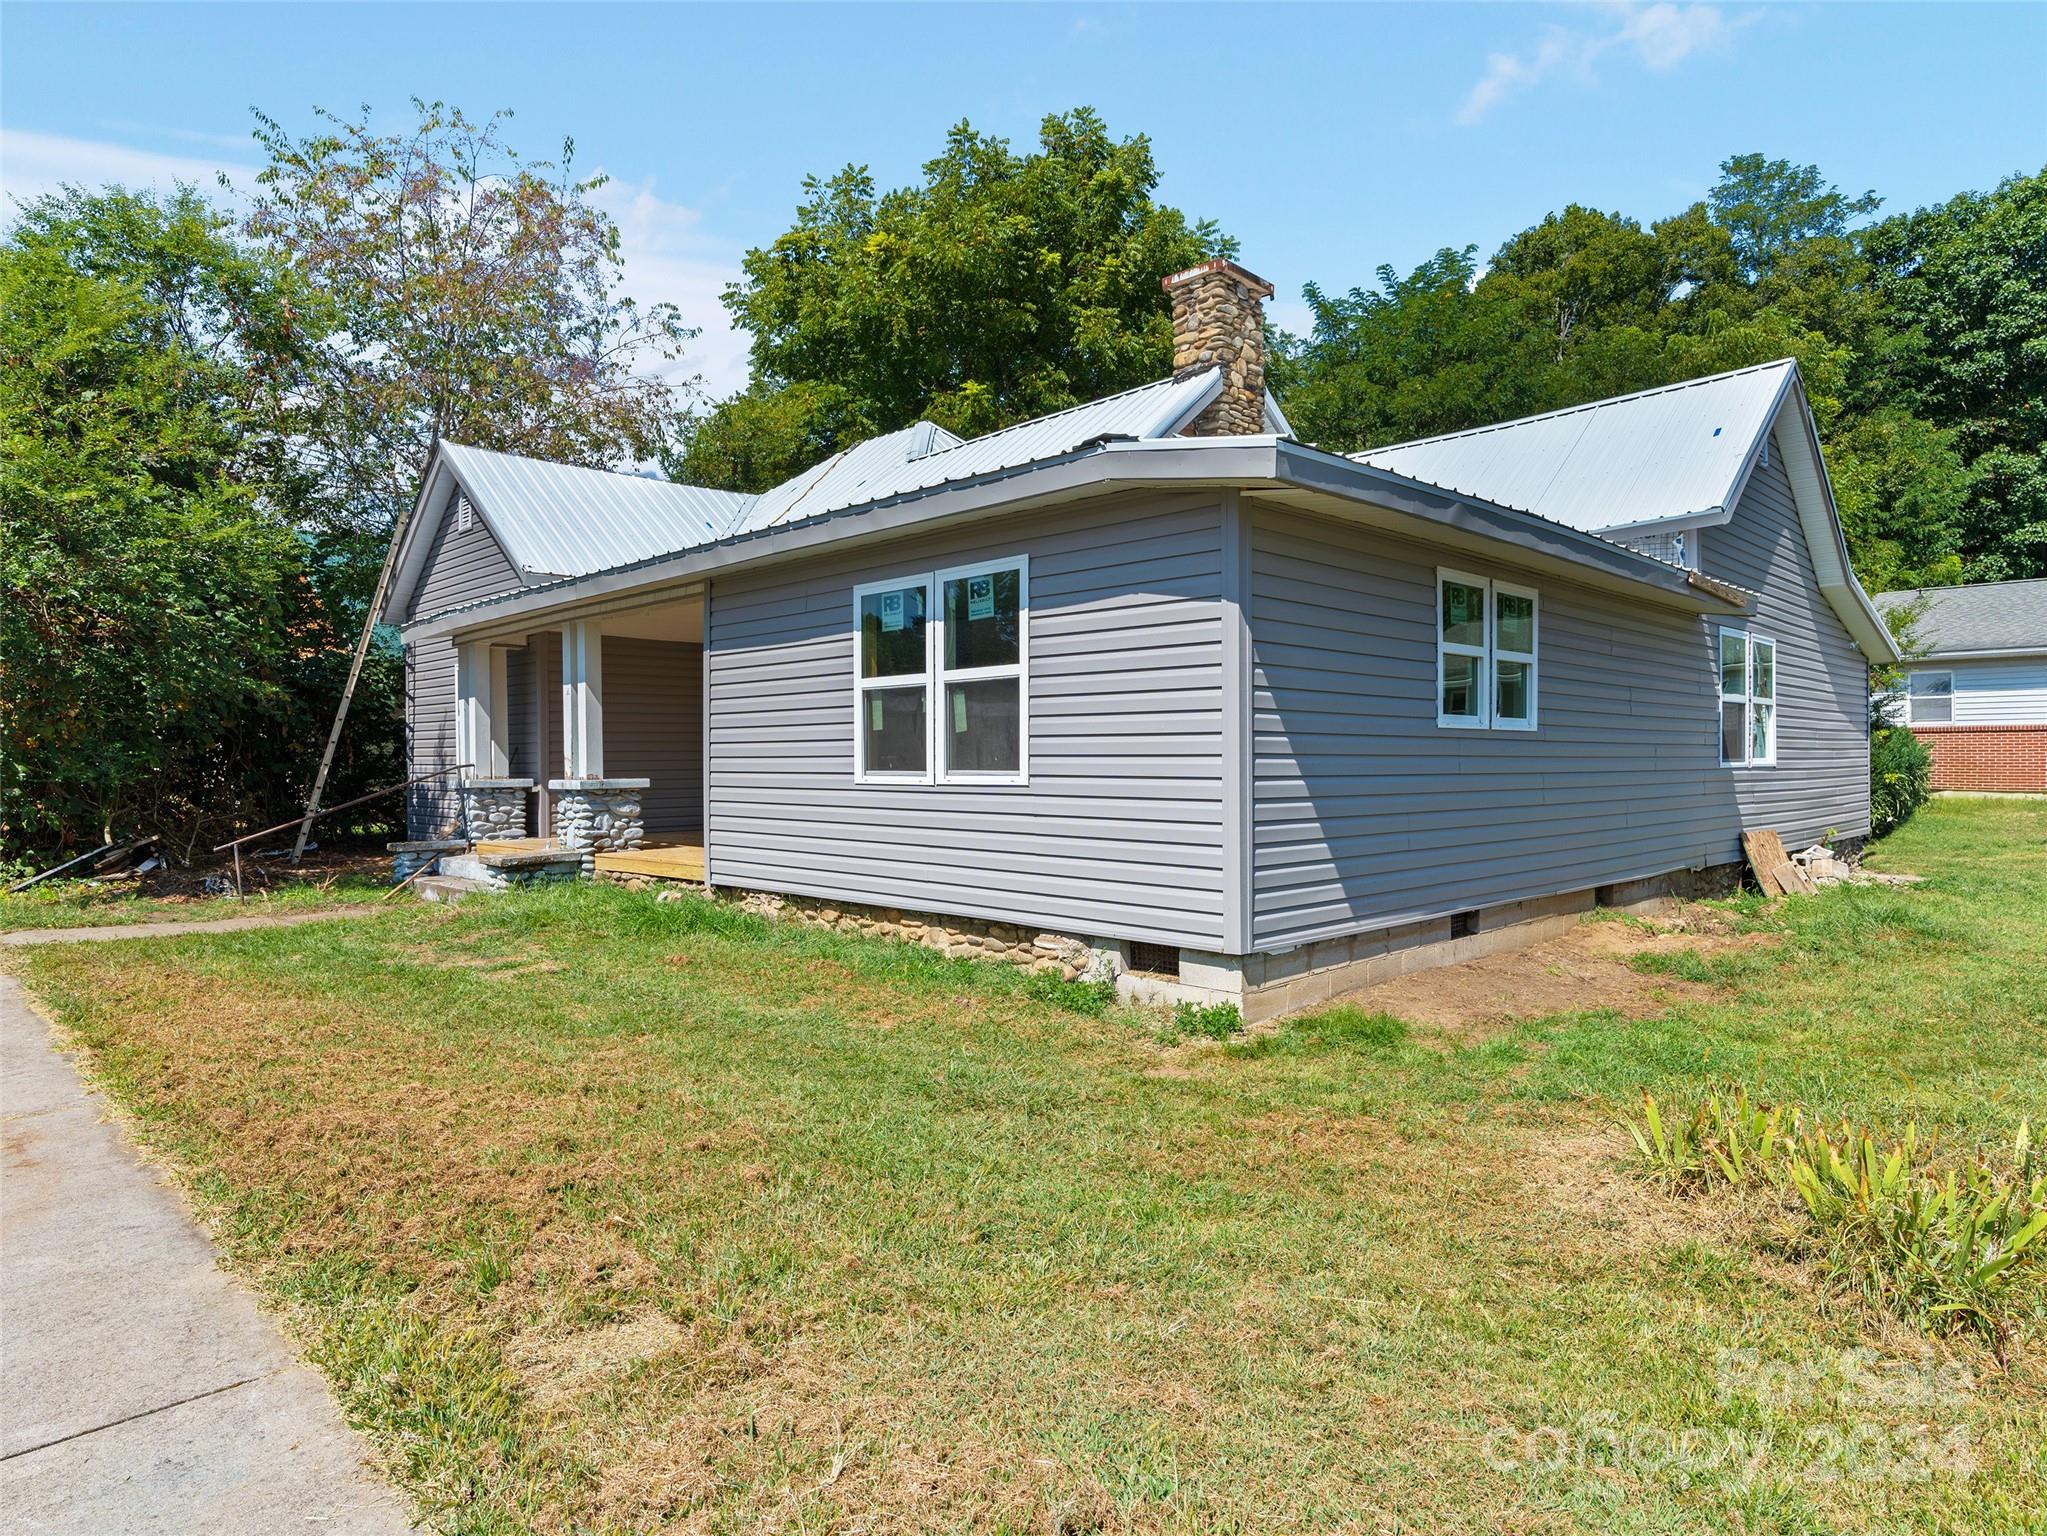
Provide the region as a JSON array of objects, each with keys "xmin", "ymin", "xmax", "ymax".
[
  {"xmin": 0, "ymin": 128, "xmax": 750, "ymax": 402},
  {"xmin": 1456, "ymin": 3, "xmax": 1748, "ymax": 126},
  {"xmin": 0, "ymin": 126, "xmax": 255, "ymax": 207},
  {"xmin": 587, "ymin": 174, "xmax": 750, "ymax": 404}
]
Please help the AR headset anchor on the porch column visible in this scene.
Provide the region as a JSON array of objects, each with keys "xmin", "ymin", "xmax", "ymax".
[
  {"xmin": 456, "ymin": 641, "xmax": 513, "ymax": 775},
  {"xmin": 562, "ymin": 621, "xmax": 604, "ymax": 779},
  {"xmin": 456, "ymin": 640, "xmax": 531, "ymax": 841}
]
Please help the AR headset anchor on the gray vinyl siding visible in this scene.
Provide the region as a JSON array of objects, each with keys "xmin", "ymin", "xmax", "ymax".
[
  {"xmin": 1247, "ymin": 426, "xmax": 1874, "ymax": 950},
  {"xmin": 603, "ymin": 637, "xmax": 703, "ymax": 832},
  {"xmin": 404, "ymin": 639, "xmax": 461, "ymax": 838},
  {"xmin": 1705, "ymin": 437, "xmax": 1872, "ymax": 843},
  {"xmin": 1248, "ymin": 506, "xmax": 1740, "ymax": 948},
  {"xmin": 705, "ymin": 493, "xmax": 1228, "ymax": 947},
  {"xmin": 402, "ymin": 495, "xmax": 533, "ymax": 838},
  {"xmin": 410, "ymin": 496, "xmax": 522, "ymax": 621}
]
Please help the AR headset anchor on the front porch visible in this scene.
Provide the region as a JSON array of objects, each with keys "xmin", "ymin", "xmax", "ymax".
[
  {"xmin": 444, "ymin": 588, "xmax": 706, "ymax": 880},
  {"xmin": 476, "ymin": 831, "xmax": 706, "ymax": 884}
]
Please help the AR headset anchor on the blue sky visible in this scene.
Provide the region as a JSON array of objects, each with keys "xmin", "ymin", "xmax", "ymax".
[{"xmin": 4, "ymin": 2, "xmax": 2042, "ymax": 398}]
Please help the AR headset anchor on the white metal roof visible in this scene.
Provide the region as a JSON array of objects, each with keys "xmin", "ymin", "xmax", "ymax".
[
  {"xmin": 439, "ymin": 442, "xmax": 752, "ymax": 578},
  {"xmin": 1355, "ymin": 360, "xmax": 1798, "ymax": 533},
  {"xmin": 729, "ymin": 420, "xmax": 966, "ymax": 534},
  {"xmin": 730, "ymin": 369, "xmax": 1225, "ymax": 535}
]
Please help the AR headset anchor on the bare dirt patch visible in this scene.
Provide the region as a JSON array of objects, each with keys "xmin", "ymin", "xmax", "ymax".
[{"xmin": 1324, "ymin": 907, "xmax": 1776, "ymax": 1040}]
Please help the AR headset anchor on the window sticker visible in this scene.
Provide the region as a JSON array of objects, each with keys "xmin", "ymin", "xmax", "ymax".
[
  {"xmin": 953, "ymin": 690, "xmax": 968, "ymax": 732},
  {"xmin": 879, "ymin": 590, "xmax": 906, "ymax": 633},
  {"xmin": 967, "ymin": 573, "xmax": 995, "ymax": 621},
  {"xmin": 870, "ymin": 695, "xmax": 884, "ymax": 732}
]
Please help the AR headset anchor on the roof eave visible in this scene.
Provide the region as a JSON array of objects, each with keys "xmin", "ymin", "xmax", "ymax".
[
  {"xmin": 1770, "ymin": 381, "xmax": 1902, "ymax": 665},
  {"xmin": 405, "ymin": 437, "xmax": 1746, "ymax": 643},
  {"xmin": 1274, "ymin": 442, "xmax": 1748, "ymax": 617}
]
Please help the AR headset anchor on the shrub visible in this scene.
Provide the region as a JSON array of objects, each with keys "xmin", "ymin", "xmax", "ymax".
[
  {"xmin": 1870, "ymin": 725, "xmax": 1933, "ymax": 838},
  {"xmin": 1171, "ymin": 1000, "xmax": 1243, "ymax": 1040}
]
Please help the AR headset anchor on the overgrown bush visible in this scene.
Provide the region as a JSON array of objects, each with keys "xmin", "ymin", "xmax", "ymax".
[
  {"xmin": 1871, "ymin": 725, "xmax": 1933, "ymax": 838},
  {"xmin": 1626, "ymin": 1089, "xmax": 2046, "ymax": 1363}
]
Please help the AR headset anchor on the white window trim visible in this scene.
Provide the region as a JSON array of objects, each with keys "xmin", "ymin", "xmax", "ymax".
[
  {"xmin": 1436, "ymin": 567, "xmax": 1492, "ymax": 730},
  {"xmin": 1436, "ymin": 568, "xmax": 1539, "ymax": 732},
  {"xmin": 934, "ymin": 554, "xmax": 1030, "ymax": 787},
  {"xmin": 1718, "ymin": 627, "xmax": 1779, "ymax": 767},
  {"xmin": 1493, "ymin": 578, "xmax": 1539, "ymax": 732},
  {"xmin": 851, "ymin": 572, "xmax": 936, "ymax": 785},
  {"xmin": 1906, "ymin": 668, "xmax": 1954, "ymax": 726},
  {"xmin": 851, "ymin": 557, "xmax": 1030, "ymax": 787}
]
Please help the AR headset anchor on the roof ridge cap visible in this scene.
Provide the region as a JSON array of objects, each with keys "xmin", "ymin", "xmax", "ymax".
[{"xmin": 1357, "ymin": 358, "xmax": 1797, "ymax": 458}]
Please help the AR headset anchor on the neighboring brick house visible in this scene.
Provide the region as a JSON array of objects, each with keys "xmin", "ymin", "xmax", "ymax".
[{"xmin": 1876, "ymin": 580, "xmax": 2047, "ymax": 794}]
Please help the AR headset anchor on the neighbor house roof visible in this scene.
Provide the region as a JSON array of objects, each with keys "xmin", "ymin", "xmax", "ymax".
[
  {"xmin": 1875, "ymin": 580, "xmax": 2047, "ymax": 657},
  {"xmin": 436, "ymin": 442, "xmax": 751, "ymax": 579},
  {"xmin": 1354, "ymin": 359, "xmax": 1797, "ymax": 535}
]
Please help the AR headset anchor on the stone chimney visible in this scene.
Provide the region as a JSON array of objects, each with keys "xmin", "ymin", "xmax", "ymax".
[{"xmin": 1162, "ymin": 258, "xmax": 1275, "ymax": 436}]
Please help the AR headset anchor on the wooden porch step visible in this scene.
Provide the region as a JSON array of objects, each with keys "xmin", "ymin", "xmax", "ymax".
[{"xmin": 593, "ymin": 841, "xmax": 705, "ymax": 882}]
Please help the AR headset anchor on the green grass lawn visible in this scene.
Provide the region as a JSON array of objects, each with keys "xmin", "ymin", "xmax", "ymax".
[
  {"xmin": 0, "ymin": 871, "xmax": 387, "ymax": 931},
  {"xmin": 8, "ymin": 798, "xmax": 2044, "ymax": 1534}
]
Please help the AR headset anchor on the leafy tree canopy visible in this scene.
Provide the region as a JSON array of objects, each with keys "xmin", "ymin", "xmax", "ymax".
[
  {"xmin": 0, "ymin": 188, "xmax": 394, "ymax": 858},
  {"xmin": 1280, "ymin": 152, "xmax": 2044, "ymax": 587},
  {"xmin": 676, "ymin": 108, "xmax": 1232, "ymax": 491},
  {"xmin": 246, "ymin": 98, "xmax": 698, "ymax": 540}
]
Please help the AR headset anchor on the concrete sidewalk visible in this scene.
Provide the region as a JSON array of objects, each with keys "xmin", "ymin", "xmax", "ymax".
[{"xmin": 0, "ymin": 975, "xmax": 414, "ymax": 1534}]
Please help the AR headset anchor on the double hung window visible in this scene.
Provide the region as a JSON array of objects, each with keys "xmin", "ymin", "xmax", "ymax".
[
  {"xmin": 1718, "ymin": 628, "xmax": 1778, "ymax": 765},
  {"xmin": 1906, "ymin": 670, "xmax": 1953, "ymax": 725},
  {"xmin": 1437, "ymin": 570, "xmax": 1538, "ymax": 731},
  {"xmin": 854, "ymin": 556, "xmax": 1028, "ymax": 784}
]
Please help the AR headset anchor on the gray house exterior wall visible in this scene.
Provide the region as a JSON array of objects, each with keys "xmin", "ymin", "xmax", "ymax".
[
  {"xmin": 704, "ymin": 492, "xmax": 1231, "ymax": 948},
  {"xmin": 403, "ymin": 496, "xmax": 528, "ymax": 838},
  {"xmin": 1704, "ymin": 437, "xmax": 1874, "ymax": 843},
  {"xmin": 1245, "ymin": 420, "xmax": 1871, "ymax": 953},
  {"xmin": 604, "ymin": 637, "xmax": 703, "ymax": 833}
]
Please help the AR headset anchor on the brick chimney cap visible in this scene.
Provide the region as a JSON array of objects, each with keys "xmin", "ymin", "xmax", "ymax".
[{"xmin": 1162, "ymin": 258, "xmax": 1275, "ymax": 300}]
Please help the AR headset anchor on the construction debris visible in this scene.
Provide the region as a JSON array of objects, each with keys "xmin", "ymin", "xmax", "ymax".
[{"xmin": 1743, "ymin": 828, "xmax": 1925, "ymax": 895}]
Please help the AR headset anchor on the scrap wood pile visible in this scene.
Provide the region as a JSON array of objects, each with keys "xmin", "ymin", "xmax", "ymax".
[{"xmin": 1741, "ymin": 829, "xmax": 1923, "ymax": 897}]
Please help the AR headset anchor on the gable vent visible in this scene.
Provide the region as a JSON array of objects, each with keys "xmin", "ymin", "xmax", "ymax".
[{"xmin": 455, "ymin": 494, "xmax": 474, "ymax": 534}]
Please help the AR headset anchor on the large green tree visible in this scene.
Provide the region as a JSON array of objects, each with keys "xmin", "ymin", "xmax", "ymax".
[
  {"xmin": 1278, "ymin": 153, "xmax": 2038, "ymax": 589},
  {"xmin": 676, "ymin": 109, "xmax": 1233, "ymax": 491},
  {"xmin": 1862, "ymin": 169, "xmax": 2047, "ymax": 579},
  {"xmin": 0, "ymin": 188, "xmax": 394, "ymax": 859}
]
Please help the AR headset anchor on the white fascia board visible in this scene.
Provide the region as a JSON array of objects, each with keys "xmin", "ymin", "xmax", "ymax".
[
  {"xmin": 380, "ymin": 448, "xmax": 552, "ymax": 625},
  {"xmin": 379, "ymin": 456, "xmax": 455, "ymax": 624},
  {"xmin": 1771, "ymin": 384, "xmax": 1902, "ymax": 665},
  {"xmin": 1910, "ymin": 647, "xmax": 2047, "ymax": 663},
  {"xmin": 1589, "ymin": 506, "xmax": 1732, "ymax": 538}
]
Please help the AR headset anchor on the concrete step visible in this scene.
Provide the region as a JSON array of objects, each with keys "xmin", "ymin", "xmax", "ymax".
[{"xmin": 415, "ymin": 875, "xmax": 489, "ymax": 904}]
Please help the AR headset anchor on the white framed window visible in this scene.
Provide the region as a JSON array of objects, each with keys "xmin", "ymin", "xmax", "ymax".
[
  {"xmin": 852, "ymin": 556, "xmax": 1028, "ymax": 786},
  {"xmin": 1719, "ymin": 628, "xmax": 1778, "ymax": 766},
  {"xmin": 1906, "ymin": 669, "xmax": 1953, "ymax": 725},
  {"xmin": 853, "ymin": 573, "xmax": 935, "ymax": 783},
  {"xmin": 935, "ymin": 556, "xmax": 1028, "ymax": 784},
  {"xmin": 1437, "ymin": 569, "xmax": 1539, "ymax": 731}
]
